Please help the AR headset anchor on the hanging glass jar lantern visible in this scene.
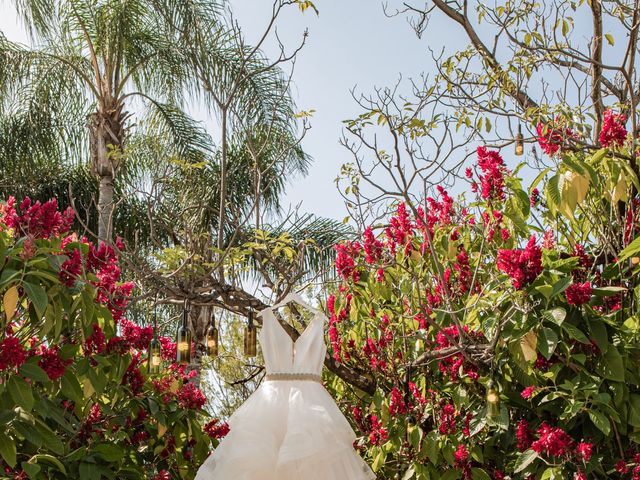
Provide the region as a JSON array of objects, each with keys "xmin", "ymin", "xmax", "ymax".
[
  {"xmin": 176, "ymin": 299, "xmax": 192, "ymax": 365},
  {"xmin": 244, "ymin": 308, "xmax": 257, "ymax": 357},
  {"xmin": 148, "ymin": 302, "xmax": 162, "ymax": 374},
  {"xmin": 515, "ymin": 124, "xmax": 524, "ymax": 156},
  {"xmin": 206, "ymin": 309, "xmax": 219, "ymax": 357},
  {"xmin": 148, "ymin": 336, "xmax": 162, "ymax": 373},
  {"xmin": 485, "ymin": 379, "xmax": 500, "ymax": 420}
]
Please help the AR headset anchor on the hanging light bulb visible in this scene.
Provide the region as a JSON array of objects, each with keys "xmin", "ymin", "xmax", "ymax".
[
  {"xmin": 206, "ymin": 309, "xmax": 219, "ymax": 357},
  {"xmin": 486, "ymin": 379, "xmax": 500, "ymax": 420},
  {"xmin": 148, "ymin": 301, "xmax": 162, "ymax": 374},
  {"xmin": 515, "ymin": 124, "xmax": 524, "ymax": 156},
  {"xmin": 244, "ymin": 308, "xmax": 257, "ymax": 357},
  {"xmin": 176, "ymin": 299, "xmax": 192, "ymax": 365}
]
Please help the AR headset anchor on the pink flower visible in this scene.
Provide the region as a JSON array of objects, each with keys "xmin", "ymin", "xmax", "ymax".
[
  {"xmin": 408, "ymin": 382, "xmax": 427, "ymax": 406},
  {"xmin": 497, "ymin": 235, "xmax": 543, "ymax": 289},
  {"xmin": 0, "ymin": 336, "xmax": 26, "ymax": 372},
  {"xmin": 536, "ymin": 120, "xmax": 573, "ymax": 156},
  {"xmin": 521, "ymin": 386, "xmax": 537, "ymax": 399},
  {"xmin": 368, "ymin": 415, "xmax": 388, "ymax": 445},
  {"xmin": 153, "ymin": 470, "xmax": 170, "ymax": 480},
  {"xmin": 476, "ymin": 147, "xmax": 506, "ymax": 202},
  {"xmin": 574, "ymin": 470, "xmax": 587, "ymax": 480},
  {"xmin": 0, "ymin": 196, "xmax": 74, "ymax": 239},
  {"xmin": 516, "ymin": 419, "xmax": 532, "ymax": 451},
  {"xmin": 178, "ymin": 382, "xmax": 207, "ymax": 410},
  {"xmin": 576, "ymin": 441, "xmax": 593, "ymax": 462},
  {"xmin": 388, "ymin": 387, "xmax": 408, "ymax": 416},
  {"xmin": 565, "ymin": 282, "xmax": 592, "ymax": 305},
  {"xmin": 120, "ymin": 319, "xmax": 154, "ymax": 351},
  {"xmin": 615, "ymin": 459, "xmax": 628, "ymax": 474},
  {"xmin": 84, "ymin": 323, "xmax": 106, "ymax": 355},
  {"xmin": 37, "ymin": 345, "xmax": 71, "ymax": 380},
  {"xmin": 159, "ymin": 336, "xmax": 177, "ymax": 361},
  {"xmin": 335, "ymin": 241, "xmax": 361, "ymax": 282},
  {"xmin": 204, "ymin": 419, "xmax": 231, "ymax": 439},
  {"xmin": 363, "ymin": 226, "xmax": 383, "ymax": 264},
  {"xmin": 531, "ymin": 422, "xmax": 574, "ymax": 457},
  {"xmin": 599, "ymin": 109, "xmax": 627, "ymax": 148},
  {"xmin": 454, "ymin": 444, "xmax": 469, "ymax": 463},
  {"xmin": 59, "ymin": 248, "xmax": 83, "ymax": 287},
  {"xmin": 439, "ymin": 403, "xmax": 457, "ymax": 435},
  {"xmin": 530, "ymin": 188, "xmax": 540, "ymax": 206}
]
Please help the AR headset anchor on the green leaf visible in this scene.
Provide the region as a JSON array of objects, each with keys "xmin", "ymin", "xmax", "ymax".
[
  {"xmin": 562, "ymin": 323, "xmax": 590, "ymax": 344},
  {"xmin": 408, "ymin": 425, "xmax": 422, "ymax": 450},
  {"xmin": 21, "ymin": 462, "xmax": 41, "ymax": 479},
  {"xmin": 628, "ymin": 395, "xmax": 640, "ymax": 427},
  {"xmin": 94, "ymin": 443, "xmax": 124, "ymax": 462},
  {"xmin": 23, "ymin": 282, "xmax": 48, "ymax": 317},
  {"xmin": 35, "ymin": 422, "xmax": 64, "ymax": 455},
  {"xmin": 8, "ymin": 375, "xmax": 34, "ymax": 411},
  {"xmin": 471, "ymin": 468, "xmax": 492, "ymax": 480},
  {"xmin": 605, "ymin": 33, "xmax": 615, "ymax": 45},
  {"xmin": 0, "ymin": 432, "xmax": 16, "ymax": 468},
  {"xmin": 589, "ymin": 410, "xmax": 611, "ymax": 435},
  {"xmin": 592, "ymin": 286, "xmax": 627, "ymax": 296},
  {"xmin": 514, "ymin": 449, "xmax": 538, "ymax": 473},
  {"xmin": 598, "ymin": 346, "xmax": 625, "ymax": 382},
  {"xmin": 372, "ymin": 450, "xmax": 386, "ymax": 472},
  {"xmin": 544, "ymin": 307, "xmax": 566, "ymax": 326},
  {"xmin": 60, "ymin": 371, "xmax": 83, "ymax": 404},
  {"xmin": 402, "ymin": 466, "xmax": 416, "ymax": 480},
  {"xmin": 79, "ymin": 461, "xmax": 99, "ymax": 480},
  {"xmin": 19, "ymin": 363, "xmax": 50, "ymax": 383},
  {"xmin": 440, "ymin": 470, "xmax": 461, "ymax": 480},
  {"xmin": 618, "ymin": 236, "xmax": 640, "ymax": 262},
  {"xmin": 551, "ymin": 276, "xmax": 572, "ymax": 298},
  {"xmin": 31, "ymin": 454, "xmax": 66, "ymax": 474},
  {"xmin": 538, "ymin": 327, "xmax": 559, "ymax": 360}
]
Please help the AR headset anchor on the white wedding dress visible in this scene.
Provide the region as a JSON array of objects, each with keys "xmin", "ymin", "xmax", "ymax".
[{"xmin": 195, "ymin": 293, "xmax": 376, "ymax": 480}]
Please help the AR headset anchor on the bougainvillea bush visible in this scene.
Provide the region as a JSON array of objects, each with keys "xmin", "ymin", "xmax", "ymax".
[
  {"xmin": 327, "ymin": 111, "xmax": 640, "ymax": 479},
  {"xmin": 0, "ymin": 197, "xmax": 224, "ymax": 479}
]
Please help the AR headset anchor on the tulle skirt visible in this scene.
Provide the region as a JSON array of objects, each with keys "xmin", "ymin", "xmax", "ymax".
[{"xmin": 195, "ymin": 379, "xmax": 376, "ymax": 480}]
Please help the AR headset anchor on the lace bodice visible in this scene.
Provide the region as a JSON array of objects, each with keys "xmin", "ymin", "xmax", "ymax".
[{"xmin": 258, "ymin": 293, "xmax": 327, "ymax": 375}]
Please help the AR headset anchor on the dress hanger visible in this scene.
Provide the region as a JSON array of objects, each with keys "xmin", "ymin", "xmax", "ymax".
[{"xmin": 270, "ymin": 292, "xmax": 320, "ymax": 315}]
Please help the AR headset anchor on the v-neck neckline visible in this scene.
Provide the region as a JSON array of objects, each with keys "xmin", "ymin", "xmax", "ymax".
[{"xmin": 267, "ymin": 309, "xmax": 318, "ymax": 347}]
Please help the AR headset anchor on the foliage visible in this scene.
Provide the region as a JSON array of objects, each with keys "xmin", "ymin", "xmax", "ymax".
[
  {"xmin": 325, "ymin": 118, "xmax": 640, "ymax": 479},
  {"xmin": 0, "ymin": 197, "xmax": 220, "ymax": 479}
]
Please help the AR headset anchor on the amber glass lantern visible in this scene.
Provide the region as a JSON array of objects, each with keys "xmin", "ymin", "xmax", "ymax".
[
  {"xmin": 206, "ymin": 310, "xmax": 219, "ymax": 357},
  {"xmin": 147, "ymin": 304, "xmax": 162, "ymax": 373},
  {"xmin": 176, "ymin": 300, "xmax": 192, "ymax": 365},
  {"xmin": 515, "ymin": 124, "xmax": 524, "ymax": 156},
  {"xmin": 244, "ymin": 309, "xmax": 257, "ymax": 357},
  {"xmin": 486, "ymin": 379, "xmax": 500, "ymax": 420},
  {"xmin": 148, "ymin": 336, "xmax": 162, "ymax": 373}
]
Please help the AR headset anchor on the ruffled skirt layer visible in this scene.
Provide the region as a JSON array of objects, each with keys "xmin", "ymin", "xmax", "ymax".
[{"xmin": 195, "ymin": 380, "xmax": 375, "ymax": 480}]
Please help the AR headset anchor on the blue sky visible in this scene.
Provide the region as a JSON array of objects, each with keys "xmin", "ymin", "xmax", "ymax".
[
  {"xmin": 223, "ymin": 1, "xmax": 449, "ymax": 220},
  {"xmin": 0, "ymin": 1, "xmax": 466, "ymax": 220}
]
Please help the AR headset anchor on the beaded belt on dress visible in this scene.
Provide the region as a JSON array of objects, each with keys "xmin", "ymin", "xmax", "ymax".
[{"xmin": 265, "ymin": 372, "xmax": 322, "ymax": 382}]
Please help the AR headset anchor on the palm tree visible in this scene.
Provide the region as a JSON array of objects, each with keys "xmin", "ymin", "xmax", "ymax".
[{"xmin": 0, "ymin": 0, "xmax": 218, "ymax": 241}]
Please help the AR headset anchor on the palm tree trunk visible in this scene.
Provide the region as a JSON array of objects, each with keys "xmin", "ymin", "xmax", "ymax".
[
  {"xmin": 217, "ymin": 108, "xmax": 229, "ymax": 278},
  {"xmin": 88, "ymin": 106, "xmax": 125, "ymax": 243},
  {"xmin": 97, "ymin": 174, "xmax": 115, "ymax": 242}
]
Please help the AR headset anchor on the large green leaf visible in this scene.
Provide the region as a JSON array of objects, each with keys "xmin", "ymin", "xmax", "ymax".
[
  {"xmin": 8, "ymin": 375, "xmax": 34, "ymax": 411},
  {"xmin": 514, "ymin": 449, "xmax": 538, "ymax": 473},
  {"xmin": 598, "ymin": 346, "xmax": 625, "ymax": 382},
  {"xmin": 589, "ymin": 410, "xmax": 611, "ymax": 435},
  {"xmin": 23, "ymin": 281, "xmax": 48, "ymax": 317},
  {"xmin": 0, "ymin": 431, "xmax": 16, "ymax": 468}
]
